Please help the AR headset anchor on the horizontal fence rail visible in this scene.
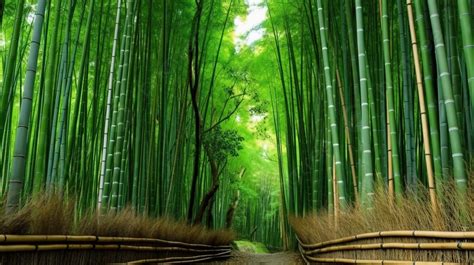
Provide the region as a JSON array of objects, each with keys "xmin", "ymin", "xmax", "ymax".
[
  {"xmin": 298, "ymin": 230, "xmax": 474, "ymax": 264},
  {"xmin": 0, "ymin": 234, "xmax": 231, "ymax": 249},
  {"xmin": 126, "ymin": 250, "xmax": 232, "ymax": 264},
  {"xmin": 0, "ymin": 234, "xmax": 232, "ymax": 264}
]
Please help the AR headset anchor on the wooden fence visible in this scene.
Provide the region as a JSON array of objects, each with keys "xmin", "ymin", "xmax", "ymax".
[
  {"xmin": 0, "ymin": 234, "xmax": 231, "ymax": 264},
  {"xmin": 298, "ymin": 230, "xmax": 474, "ymax": 264}
]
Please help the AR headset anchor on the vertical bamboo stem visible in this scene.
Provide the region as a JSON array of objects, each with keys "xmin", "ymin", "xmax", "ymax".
[
  {"xmin": 98, "ymin": 0, "xmax": 123, "ymax": 210},
  {"xmin": 333, "ymin": 158, "xmax": 339, "ymax": 232},
  {"xmin": 336, "ymin": 69, "xmax": 358, "ymax": 198},
  {"xmin": 387, "ymin": 101, "xmax": 394, "ymax": 200},
  {"xmin": 407, "ymin": 0, "xmax": 438, "ymax": 212},
  {"xmin": 6, "ymin": 0, "xmax": 47, "ymax": 213}
]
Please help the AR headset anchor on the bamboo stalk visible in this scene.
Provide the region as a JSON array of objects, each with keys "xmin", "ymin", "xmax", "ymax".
[
  {"xmin": 126, "ymin": 250, "xmax": 232, "ymax": 264},
  {"xmin": 355, "ymin": 0, "xmax": 375, "ymax": 206},
  {"xmin": 0, "ymin": 244, "xmax": 95, "ymax": 252},
  {"xmin": 386, "ymin": 99, "xmax": 394, "ymax": 201},
  {"xmin": 1, "ymin": 235, "xmax": 93, "ymax": 242},
  {"xmin": 96, "ymin": 236, "xmax": 231, "ymax": 249},
  {"xmin": 98, "ymin": 0, "xmax": 123, "ymax": 210},
  {"xmin": 305, "ymin": 256, "xmax": 461, "ymax": 265},
  {"xmin": 0, "ymin": 243, "xmax": 231, "ymax": 253},
  {"xmin": 5, "ymin": 0, "xmax": 47, "ymax": 213},
  {"xmin": 333, "ymin": 158, "xmax": 339, "ymax": 225},
  {"xmin": 406, "ymin": 0, "xmax": 438, "ymax": 214},
  {"xmin": 304, "ymin": 242, "xmax": 474, "ymax": 255},
  {"xmin": 297, "ymin": 241, "xmax": 311, "ymax": 265},
  {"xmin": 336, "ymin": 69, "xmax": 358, "ymax": 198},
  {"xmin": 0, "ymin": 235, "xmax": 231, "ymax": 249},
  {"xmin": 380, "ymin": 0, "xmax": 402, "ymax": 195},
  {"xmin": 316, "ymin": 0, "xmax": 348, "ymax": 208},
  {"xmin": 427, "ymin": 0, "xmax": 467, "ymax": 190},
  {"xmin": 299, "ymin": 230, "xmax": 474, "ymax": 249}
]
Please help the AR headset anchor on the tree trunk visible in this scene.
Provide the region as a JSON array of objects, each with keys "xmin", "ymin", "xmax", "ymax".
[
  {"xmin": 225, "ymin": 168, "xmax": 245, "ymax": 229},
  {"xmin": 194, "ymin": 146, "xmax": 219, "ymax": 225},
  {"xmin": 187, "ymin": 0, "xmax": 204, "ymax": 223}
]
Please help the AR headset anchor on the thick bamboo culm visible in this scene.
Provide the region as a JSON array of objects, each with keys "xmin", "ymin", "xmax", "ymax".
[
  {"xmin": 0, "ymin": 244, "xmax": 229, "ymax": 253},
  {"xmin": 126, "ymin": 250, "xmax": 232, "ymax": 264},
  {"xmin": 0, "ymin": 234, "xmax": 232, "ymax": 264},
  {"xmin": 406, "ymin": 0, "xmax": 438, "ymax": 213},
  {"xmin": 299, "ymin": 230, "xmax": 474, "ymax": 249},
  {"xmin": 0, "ymin": 234, "xmax": 231, "ymax": 249},
  {"xmin": 298, "ymin": 243, "xmax": 312, "ymax": 264},
  {"xmin": 336, "ymin": 69, "xmax": 358, "ymax": 198},
  {"xmin": 298, "ymin": 230, "xmax": 474, "ymax": 264},
  {"xmin": 306, "ymin": 257, "xmax": 461, "ymax": 265},
  {"xmin": 304, "ymin": 242, "xmax": 474, "ymax": 255}
]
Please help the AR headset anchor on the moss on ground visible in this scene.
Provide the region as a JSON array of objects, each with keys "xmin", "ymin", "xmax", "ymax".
[{"xmin": 233, "ymin": 240, "xmax": 269, "ymax": 253}]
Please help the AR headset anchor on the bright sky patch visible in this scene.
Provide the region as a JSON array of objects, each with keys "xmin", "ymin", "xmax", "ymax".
[{"xmin": 234, "ymin": 0, "xmax": 267, "ymax": 52}]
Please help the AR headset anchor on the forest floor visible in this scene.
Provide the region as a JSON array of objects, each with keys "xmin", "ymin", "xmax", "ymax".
[{"xmin": 202, "ymin": 251, "xmax": 305, "ymax": 264}]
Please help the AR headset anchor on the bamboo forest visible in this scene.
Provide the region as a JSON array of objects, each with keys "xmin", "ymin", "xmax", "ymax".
[{"xmin": 0, "ymin": 0, "xmax": 473, "ymax": 264}]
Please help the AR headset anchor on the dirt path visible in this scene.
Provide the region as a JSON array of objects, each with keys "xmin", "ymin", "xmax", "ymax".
[{"xmin": 203, "ymin": 251, "xmax": 305, "ymax": 264}]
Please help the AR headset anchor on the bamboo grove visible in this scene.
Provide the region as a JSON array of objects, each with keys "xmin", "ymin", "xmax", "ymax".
[
  {"xmin": 268, "ymin": 0, "xmax": 473, "ymax": 225},
  {"xmin": 0, "ymin": 0, "xmax": 288, "ymax": 246},
  {"xmin": 1, "ymin": 0, "xmax": 473, "ymax": 252}
]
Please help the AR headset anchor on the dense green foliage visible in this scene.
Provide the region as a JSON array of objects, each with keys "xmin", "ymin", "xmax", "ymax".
[
  {"xmin": 267, "ymin": 0, "xmax": 473, "ymax": 246},
  {"xmin": 0, "ymin": 0, "xmax": 473, "ymax": 251},
  {"xmin": 0, "ymin": 0, "xmax": 285, "ymax": 248}
]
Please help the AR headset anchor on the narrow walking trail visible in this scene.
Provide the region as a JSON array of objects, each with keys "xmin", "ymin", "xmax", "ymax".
[{"xmin": 205, "ymin": 251, "xmax": 305, "ymax": 264}]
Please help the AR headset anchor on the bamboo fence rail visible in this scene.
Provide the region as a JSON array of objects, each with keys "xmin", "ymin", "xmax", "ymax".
[
  {"xmin": 298, "ymin": 230, "xmax": 474, "ymax": 264},
  {"xmin": 0, "ymin": 234, "xmax": 232, "ymax": 264},
  {"xmin": 304, "ymin": 242, "xmax": 474, "ymax": 255},
  {"xmin": 0, "ymin": 234, "xmax": 231, "ymax": 249},
  {"xmin": 0, "ymin": 244, "xmax": 230, "ymax": 253},
  {"xmin": 305, "ymin": 257, "xmax": 461, "ymax": 265},
  {"xmin": 299, "ymin": 231, "xmax": 474, "ymax": 250},
  {"xmin": 126, "ymin": 250, "xmax": 232, "ymax": 264}
]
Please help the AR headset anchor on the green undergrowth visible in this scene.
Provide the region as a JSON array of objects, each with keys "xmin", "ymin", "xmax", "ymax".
[{"xmin": 233, "ymin": 240, "xmax": 269, "ymax": 253}]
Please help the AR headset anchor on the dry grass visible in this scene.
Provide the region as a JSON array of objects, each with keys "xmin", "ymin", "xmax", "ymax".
[
  {"xmin": 0, "ymin": 193, "xmax": 234, "ymax": 246},
  {"xmin": 292, "ymin": 180, "xmax": 474, "ymax": 245},
  {"xmin": 292, "ymin": 180, "xmax": 474, "ymax": 263}
]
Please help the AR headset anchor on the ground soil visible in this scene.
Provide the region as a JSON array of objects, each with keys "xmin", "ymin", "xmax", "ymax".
[{"xmin": 203, "ymin": 251, "xmax": 305, "ymax": 264}]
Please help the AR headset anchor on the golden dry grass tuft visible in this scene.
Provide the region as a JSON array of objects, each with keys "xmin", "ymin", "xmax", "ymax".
[
  {"xmin": 292, "ymin": 180, "xmax": 474, "ymax": 245},
  {"xmin": 147, "ymin": 217, "xmax": 235, "ymax": 246},
  {"xmin": 0, "ymin": 204, "xmax": 31, "ymax": 234},
  {"xmin": 0, "ymin": 194, "xmax": 234, "ymax": 246},
  {"xmin": 28, "ymin": 193, "xmax": 76, "ymax": 234},
  {"xmin": 78, "ymin": 207, "xmax": 152, "ymax": 238}
]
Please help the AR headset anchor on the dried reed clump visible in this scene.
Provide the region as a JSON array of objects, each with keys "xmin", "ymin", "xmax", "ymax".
[
  {"xmin": 0, "ymin": 194, "xmax": 234, "ymax": 246},
  {"xmin": 77, "ymin": 208, "xmax": 235, "ymax": 245},
  {"xmin": 0, "ymin": 205, "xmax": 31, "ymax": 234},
  {"xmin": 78, "ymin": 207, "xmax": 154, "ymax": 238},
  {"xmin": 148, "ymin": 218, "xmax": 235, "ymax": 245},
  {"xmin": 292, "ymin": 180, "xmax": 474, "ymax": 245},
  {"xmin": 0, "ymin": 193, "xmax": 73, "ymax": 234},
  {"xmin": 27, "ymin": 193, "xmax": 75, "ymax": 234}
]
